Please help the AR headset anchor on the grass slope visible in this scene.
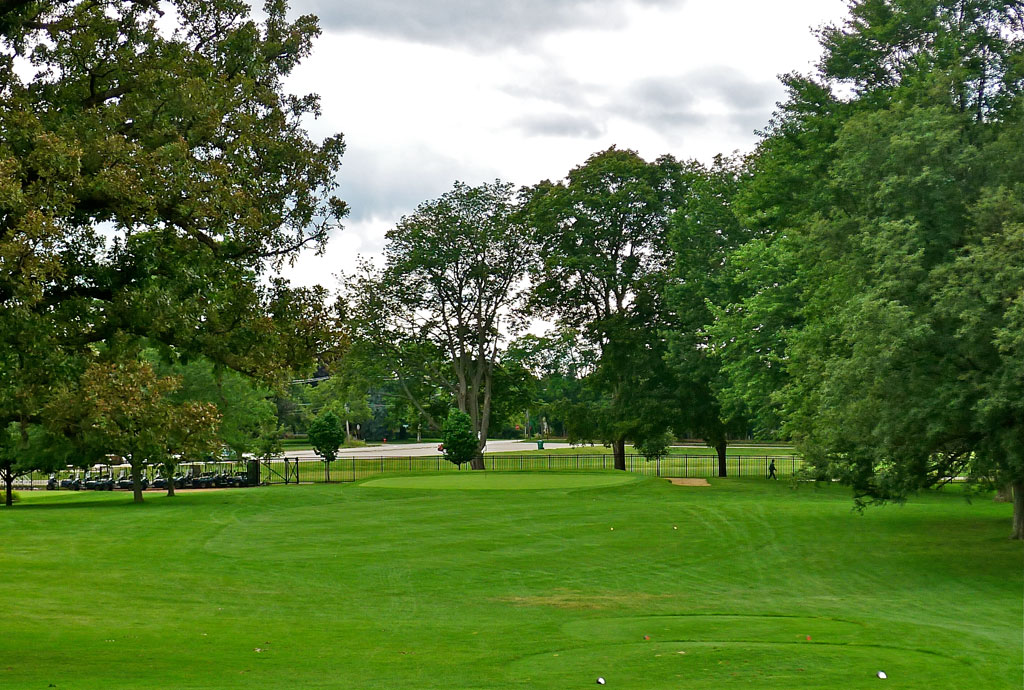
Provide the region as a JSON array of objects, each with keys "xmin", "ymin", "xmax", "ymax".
[{"xmin": 1, "ymin": 477, "xmax": 1020, "ymax": 689}]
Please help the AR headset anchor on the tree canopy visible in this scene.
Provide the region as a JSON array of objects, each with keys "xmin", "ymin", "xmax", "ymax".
[
  {"xmin": 0, "ymin": 0, "xmax": 345, "ymax": 485},
  {"xmin": 526, "ymin": 147, "xmax": 689, "ymax": 470},
  {"xmin": 709, "ymin": 0, "xmax": 1024, "ymax": 537},
  {"xmin": 344, "ymin": 180, "xmax": 531, "ymax": 469}
]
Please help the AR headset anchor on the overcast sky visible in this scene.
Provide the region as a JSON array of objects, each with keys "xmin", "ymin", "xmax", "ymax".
[{"xmin": 278, "ymin": 0, "xmax": 852, "ymax": 288}]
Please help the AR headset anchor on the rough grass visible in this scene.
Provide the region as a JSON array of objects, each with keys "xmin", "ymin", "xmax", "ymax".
[{"xmin": 1, "ymin": 477, "xmax": 1019, "ymax": 689}]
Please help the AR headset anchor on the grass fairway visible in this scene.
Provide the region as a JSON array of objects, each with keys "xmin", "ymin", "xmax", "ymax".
[
  {"xmin": 361, "ymin": 472, "xmax": 642, "ymax": 490},
  {"xmin": 1, "ymin": 477, "xmax": 1020, "ymax": 689}
]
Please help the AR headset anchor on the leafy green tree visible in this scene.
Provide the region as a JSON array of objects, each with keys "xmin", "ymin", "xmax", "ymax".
[
  {"xmin": 306, "ymin": 358, "xmax": 373, "ymax": 440},
  {"xmin": 715, "ymin": 0, "xmax": 1024, "ymax": 536},
  {"xmin": 46, "ymin": 359, "xmax": 220, "ymax": 502},
  {"xmin": 0, "ymin": 0, "xmax": 345, "ymax": 468},
  {"xmin": 665, "ymin": 156, "xmax": 754, "ymax": 475},
  {"xmin": 442, "ymin": 409, "xmax": 477, "ymax": 467},
  {"xmin": 307, "ymin": 410, "xmax": 346, "ymax": 464},
  {"xmin": 526, "ymin": 147, "xmax": 688, "ymax": 470},
  {"xmin": 160, "ymin": 356, "xmax": 279, "ymax": 462},
  {"xmin": 933, "ymin": 202, "xmax": 1024, "ymax": 536},
  {"xmin": 506, "ymin": 329, "xmax": 600, "ymax": 438},
  {"xmin": 705, "ymin": 73, "xmax": 852, "ymax": 440},
  {"xmin": 818, "ymin": 0, "xmax": 1022, "ymax": 118},
  {"xmin": 344, "ymin": 181, "xmax": 532, "ymax": 469},
  {"xmin": 487, "ymin": 359, "xmax": 537, "ymax": 438},
  {"xmin": 0, "ymin": 423, "xmax": 74, "ymax": 507},
  {"xmin": 158, "ymin": 400, "xmax": 222, "ymax": 497}
]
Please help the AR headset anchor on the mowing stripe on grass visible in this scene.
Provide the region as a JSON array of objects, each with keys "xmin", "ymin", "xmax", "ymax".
[{"xmin": 359, "ymin": 472, "xmax": 642, "ymax": 490}]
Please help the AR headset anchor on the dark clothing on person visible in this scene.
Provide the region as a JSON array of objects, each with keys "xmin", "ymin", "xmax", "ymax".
[{"xmin": 768, "ymin": 461, "xmax": 777, "ymax": 479}]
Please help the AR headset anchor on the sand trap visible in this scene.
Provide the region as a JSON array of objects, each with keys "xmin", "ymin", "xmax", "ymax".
[{"xmin": 667, "ymin": 478, "xmax": 710, "ymax": 487}]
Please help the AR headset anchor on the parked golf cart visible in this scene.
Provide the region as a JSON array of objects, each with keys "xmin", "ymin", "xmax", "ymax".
[
  {"xmin": 60, "ymin": 470, "xmax": 82, "ymax": 491},
  {"xmin": 46, "ymin": 474, "xmax": 57, "ymax": 490},
  {"xmin": 192, "ymin": 472, "xmax": 218, "ymax": 489},
  {"xmin": 85, "ymin": 472, "xmax": 113, "ymax": 491},
  {"xmin": 108, "ymin": 464, "xmax": 135, "ymax": 490}
]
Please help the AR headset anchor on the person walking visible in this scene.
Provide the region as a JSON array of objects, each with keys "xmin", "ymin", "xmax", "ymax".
[{"xmin": 768, "ymin": 460, "xmax": 777, "ymax": 480}]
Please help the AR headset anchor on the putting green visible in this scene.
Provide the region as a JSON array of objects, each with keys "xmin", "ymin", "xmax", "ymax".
[{"xmin": 359, "ymin": 472, "xmax": 642, "ymax": 490}]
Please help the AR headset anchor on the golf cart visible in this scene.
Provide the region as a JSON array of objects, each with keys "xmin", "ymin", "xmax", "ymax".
[{"xmin": 60, "ymin": 470, "xmax": 82, "ymax": 491}]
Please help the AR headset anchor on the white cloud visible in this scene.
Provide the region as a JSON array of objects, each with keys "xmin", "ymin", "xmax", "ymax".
[
  {"xmin": 278, "ymin": 0, "xmax": 851, "ymax": 288},
  {"xmin": 294, "ymin": 0, "xmax": 685, "ymax": 51}
]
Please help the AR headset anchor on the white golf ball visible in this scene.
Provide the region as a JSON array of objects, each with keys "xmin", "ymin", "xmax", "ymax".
[
  {"xmin": 877, "ymin": 671, "xmax": 887, "ymax": 679},
  {"xmin": 596, "ymin": 677, "xmax": 606, "ymax": 685}
]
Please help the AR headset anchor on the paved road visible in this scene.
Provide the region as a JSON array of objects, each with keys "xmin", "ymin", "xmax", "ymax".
[{"xmin": 284, "ymin": 439, "xmax": 575, "ymax": 459}]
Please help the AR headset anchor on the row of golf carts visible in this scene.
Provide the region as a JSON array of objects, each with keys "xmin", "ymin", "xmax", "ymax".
[{"xmin": 48, "ymin": 462, "xmax": 259, "ymax": 491}]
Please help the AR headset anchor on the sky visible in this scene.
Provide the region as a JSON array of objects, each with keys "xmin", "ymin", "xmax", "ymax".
[{"xmin": 278, "ymin": 0, "xmax": 853, "ymax": 289}]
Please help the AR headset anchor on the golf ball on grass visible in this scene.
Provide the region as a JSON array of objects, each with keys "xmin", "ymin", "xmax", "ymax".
[
  {"xmin": 877, "ymin": 671, "xmax": 887, "ymax": 679},
  {"xmin": 596, "ymin": 677, "xmax": 605, "ymax": 685}
]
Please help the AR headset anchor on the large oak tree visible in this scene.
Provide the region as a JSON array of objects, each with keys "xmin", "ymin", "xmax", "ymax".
[{"xmin": 0, "ymin": 0, "xmax": 345, "ymax": 481}]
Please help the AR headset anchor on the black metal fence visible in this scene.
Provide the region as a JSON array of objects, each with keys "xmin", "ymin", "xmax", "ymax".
[
  {"xmin": 17, "ymin": 453, "xmax": 802, "ymax": 491},
  {"xmin": 258, "ymin": 453, "xmax": 803, "ymax": 485}
]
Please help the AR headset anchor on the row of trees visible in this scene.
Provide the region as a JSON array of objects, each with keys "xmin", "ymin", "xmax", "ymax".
[
  {"xmin": 721, "ymin": 0, "xmax": 1024, "ymax": 539},
  {"xmin": 341, "ymin": 0, "xmax": 1024, "ymax": 537},
  {"xmin": 339, "ymin": 150, "xmax": 744, "ymax": 472},
  {"xmin": 3, "ymin": 0, "xmax": 1020, "ymax": 538}
]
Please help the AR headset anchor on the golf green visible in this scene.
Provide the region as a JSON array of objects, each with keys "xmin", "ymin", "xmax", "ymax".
[{"xmin": 359, "ymin": 471, "xmax": 641, "ymax": 490}]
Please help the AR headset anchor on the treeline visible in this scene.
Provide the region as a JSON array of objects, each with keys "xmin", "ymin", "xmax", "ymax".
[
  {"xmin": 341, "ymin": 0, "xmax": 1024, "ymax": 537},
  {"xmin": 2, "ymin": 1, "xmax": 1022, "ymax": 537}
]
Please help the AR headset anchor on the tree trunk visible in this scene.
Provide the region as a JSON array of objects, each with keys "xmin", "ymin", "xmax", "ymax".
[
  {"xmin": 1012, "ymin": 481, "xmax": 1024, "ymax": 540},
  {"xmin": 131, "ymin": 462, "xmax": 145, "ymax": 503},
  {"xmin": 716, "ymin": 441, "xmax": 728, "ymax": 478},
  {"xmin": 3, "ymin": 471, "xmax": 12, "ymax": 507},
  {"xmin": 613, "ymin": 438, "xmax": 626, "ymax": 471}
]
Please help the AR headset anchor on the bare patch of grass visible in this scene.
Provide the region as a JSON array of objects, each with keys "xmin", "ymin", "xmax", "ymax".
[{"xmin": 495, "ymin": 589, "xmax": 673, "ymax": 610}]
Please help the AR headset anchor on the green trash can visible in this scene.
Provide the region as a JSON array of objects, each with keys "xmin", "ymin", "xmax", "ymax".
[
  {"xmin": 246, "ymin": 459, "xmax": 261, "ymax": 487},
  {"xmin": 537, "ymin": 440, "xmax": 544, "ymax": 450}
]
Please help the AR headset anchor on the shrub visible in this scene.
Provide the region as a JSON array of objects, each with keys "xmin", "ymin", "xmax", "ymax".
[
  {"xmin": 308, "ymin": 411, "xmax": 346, "ymax": 463},
  {"xmin": 442, "ymin": 410, "xmax": 477, "ymax": 466}
]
